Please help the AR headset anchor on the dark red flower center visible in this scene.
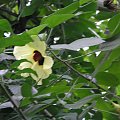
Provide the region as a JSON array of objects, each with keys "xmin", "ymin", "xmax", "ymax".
[{"xmin": 33, "ymin": 50, "xmax": 44, "ymax": 65}]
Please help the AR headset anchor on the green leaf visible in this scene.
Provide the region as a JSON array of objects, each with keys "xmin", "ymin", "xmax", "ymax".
[
  {"xmin": 24, "ymin": 104, "xmax": 46, "ymax": 116},
  {"xmin": 96, "ymin": 72, "xmax": 119, "ymax": 86},
  {"xmin": 116, "ymin": 85, "xmax": 120, "ymax": 95},
  {"xmin": 109, "ymin": 60, "xmax": 120, "ymax": 83},
  {"xmin": 0, "ymin": 33, "xmax": 33, "ymax": 48},
  {"xmin": 78, "ymin": 101, "xmax": 96, "ymax": 119},
  {"xmin": 39, "ymin": 81, "xmax": 70, "ymax": 94},
  {"xmin": 79, "ymin": 0, "xmax": 92, "ymax": 5},
  {"xmin": 73, "ymin": 87, "xmax": 93, "ymax": 98},
  {"xmin": 0, "ymin": 0, "xmax": 11, "ymax": 5},
  {"xmin": 61, "ymin": 113, "xmax": 77, "ymax": 120},
  {"xmin": 63, "ymin": 15, "xmax": 96, "ymax": 40},
  {"xmin": 0, "ymin": 48, "xmax": 4, "ymax": 53},
  {"xmin": 92, "ymin": 111, "xmax": 103, "ymax": 120},
  {"xmin": 64, "ymin": 94, "xmax": 100, "ymax": 109},
  {"xmin": 0, "ymin": 19, "xmax": 12, "ymax": 32},
  {"xmin": 40, "ymin": 85, "xmax": 70, "ymax": 95},
  {"xmin": 95, "ymin": 11, "xmax": 115, "ymax": 20},
  {"xmin": 99, "ymin": 36, "xmax": 120, "ymax": 51},
  {"xmin": 40, "ymin": 1, "xmax": 80, "ymax": 28},
  {"xmin": 53, "ymin": 1, "xmax": 79, "ymax": 15},
  {"xmin": 96, "ymin": 98, "xmax": 119, "ymax": 120},
  {"xmin": 17, "ymin": 68, "xmax": 38, "ymax": 77},
  {"xmin": 27, "ymin": 24, "xmax": 47, "ymax": 35},
  {"xmin": 21, "ymin": 0, "xmax": 44, "ymax": 17},
  {"xmin": 20, "ymin": 98, "xmax": 31, "ymax": 107},
  {"xmin": 108, "ymin": 13, "xmax": 120, "ymax": 35},
  {"xmin": 0, "ymin": 19, "xmax": 12, "ymax": 36},
  {"xmin": 10, "ymin": 59, "xmax": 32, "ymax": 69},
  {"xmin": 96, "ymin": 98, "xmax": 114, "ymax": 111},
  {"xmin": 21, "ymin": 83, "xmax": 32, "ymax": 97},
  {"xmin": 109, "ymin": 60, "xmax": 120, "ymax": 75},
  {"xmin": 41, "ymin": 14, "xmax": 74, "ymax": 28},
  {"xmin": 79, "ymin": 0, "xmax": 97, "ymax": 12},
  {"xmin": 92, "ymin": 47, "xmax": 120, "ymax": 71}
]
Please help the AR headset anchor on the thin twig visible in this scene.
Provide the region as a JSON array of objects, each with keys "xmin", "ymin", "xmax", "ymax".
[
  {"xmin": 64, "ymin": 50, "xmax": 98, "ymax": 61},
  {"xmin": 50, "ymin": 50, "xmax": 120, "ymax": 100},
  {"xmin": 61, "ymin": 24, "xmax": 66, "ymax": 42},
  {"xmin": 46, "ymin": 28, "xmax": 53, "ymax": 44},
  {"xmin": 46, "ymin": 20, "xmax": 120, "ymax": 101},
  {"xmin": 63, "ymin": 77, "xmax": 79, "ymax": 100},
  {"xmin": 50, "ymin": 50, "xmax": 104, "ymax": 89},
  {"xmin": 48, "ymin": 69, "xmax": 70, "ymax": 87},
  {"xmin": 95, "ymin": 108, "xmax": 119, "ymax": 116}
]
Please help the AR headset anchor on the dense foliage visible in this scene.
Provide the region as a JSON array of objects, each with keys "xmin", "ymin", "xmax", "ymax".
[{"xmin": 0, "ymin": 0, "xmax": 120, "ymax": 120}]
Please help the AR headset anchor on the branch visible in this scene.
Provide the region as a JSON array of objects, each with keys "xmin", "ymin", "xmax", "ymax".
[
  {"xmin": 50, "ymin": 50, "xmax": 120, "ymax": 100},
  {"xmin": 0, "ymin": 79, "xmax": 27, "ymax": 120},
  {"xmin": 50, "ymin": 50, "xmax": 104, "ymax": 89}
]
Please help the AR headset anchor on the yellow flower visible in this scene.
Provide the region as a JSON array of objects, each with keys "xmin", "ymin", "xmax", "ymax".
[{"xmin": 13, "ymin": 35, "xmax": 54, "ymax": 85}]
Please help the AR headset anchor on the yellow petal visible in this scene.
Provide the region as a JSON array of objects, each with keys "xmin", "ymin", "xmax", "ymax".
[
  {"xmin": 18, "ymin": 62, "xmax": 32, "ymax": 70},
  {"xmin": 13, "ymin": 45, "xmax": 34, "ymax": 61},
  {"xmin": 37, "ymin": 80, "xmax": 43, "ymax": 85},
  {"xmin": 18, "ymin": 62, "xmax": 32, "ymax": 78},
  {"xmin": 31, "ymin": 62, "xmax": 52, "ymax": 84},
  {"xmin": 29, "ymin": 35, "xmax": 46, "ymax": 56},
  {"xmin": 21, "ymin": 73, "xmax": 29, "ymax": 78},
  {"xmin": 39, "ymin": 33, "xmax": 47, "ymax": 41},
  {"xmin": 31, "ymin": 62, "xmax": 44, "ymax": 81},
  {"xmin": 43, "ymin": 56, "xmax": 54, "ymax": 69},
  {"xmin": 42, "ymin": 68, "xmax": 52, "ymax": 79}
]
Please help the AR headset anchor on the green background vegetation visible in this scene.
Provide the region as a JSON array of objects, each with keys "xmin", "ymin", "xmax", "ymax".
[{"xmin": 0, "ymin": 0, "xmax": 120, "ymax": 120}]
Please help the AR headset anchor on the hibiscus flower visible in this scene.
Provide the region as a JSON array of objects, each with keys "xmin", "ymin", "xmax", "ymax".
[{"xmin": 13, "ymin": 35, "xmax": 54, "ymax": 85}]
